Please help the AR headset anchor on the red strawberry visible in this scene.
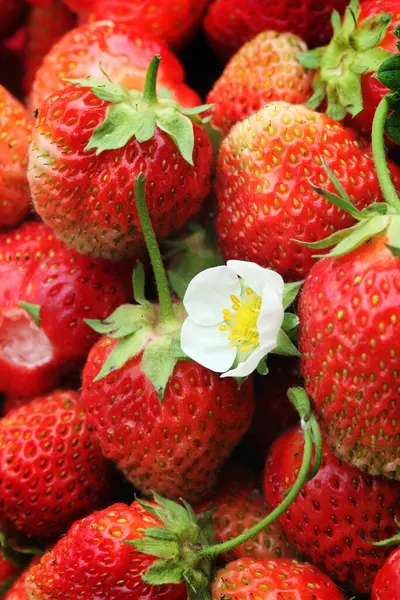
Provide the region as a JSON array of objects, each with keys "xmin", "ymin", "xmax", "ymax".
[
  {"xmin": 194, "ymin": 463, "xmax": 294, "ymax": 561},
  {"xmin": 23, "ymin": 0, "xmax": 76, "ymax": 97},
  {"xmin": 264, "ymin": 425, "xmax": 400, "ymax": 593},
  {"xmin": 211, "ymin": 557, "xmax": 346, "ymax": 599},
  {"xmin": 0, "ymin": 555, "xmax": 19, "ymax": 597},
  {"xmin": 0, "ymin": 221, "xmax": 133, "ymax": 400},
  {"xmin": 0, "ymin": 86, "xmax": 31, "ymax": 228},
  {"xmin": 25, "ymin": 502, "xmax": 186, "ymax": 600},
  {"xmin": 28, "ymin": 20, "xmax": 201, "ymax": 114},
  {"xmin": 207, "ymin": 31, "xmax": 313, "ymax": 135},
  {"xmin": 0, "ymin": 389, "xmax": 111, "ymax": 541},
  {"xmin": 298, "ymin": 234, "xmax": 400, "ymax": 479},
  {"xmin": 215, "ymin": 102, "xmax": 400, "ymax": 281},
  {"xmin": 203, "ymin": 0, "xmax": 348, "ymax": 61},
  {"xmin": 372, "ymin": 546, "xmax": 400, "ymax": 599},
  {"xmin": 29, "ymin": 56, "xmax": 212, "ymax": 261},
  {"xmin": 89, "ymin": 0, "xmax": 209, "ymax": 50},
  {"xmin": 82, "ymin": 338, "xmax": 254, "ymax": 502},
  {"xmin": 4, "ymin": 558, "xmax": 40, "ymax": 600},
  {"xmin": 299, "ymin": 0, "xmax": 400, "ymax": 136}
]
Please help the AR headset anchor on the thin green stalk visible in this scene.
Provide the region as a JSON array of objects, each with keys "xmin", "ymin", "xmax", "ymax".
[
  {"xmin": 308, "ymin": 416, "xmax": 323, "ymax": 481},
  {"xmin": 371, "ymin": 97, "xmax": 400, "ymax": 212},
  {"xmin": 142, "ymin": 55, "xmax": 161, "ymax": 105},
  {"xmin": 134, "ymin": 174, "xmax": 175, "ymax": 323},
  {"xmin": 195, "ymin": 427, "xmax": 315, "ymax": 561},
  {"xmin": 371, "ymin": 532, "xmax": 400, "ymax": 547}
]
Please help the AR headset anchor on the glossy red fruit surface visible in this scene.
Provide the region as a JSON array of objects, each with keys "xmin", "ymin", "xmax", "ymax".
[{"xmin": 372, "ymin": 547, "xmax": 400, "ymax": 600}]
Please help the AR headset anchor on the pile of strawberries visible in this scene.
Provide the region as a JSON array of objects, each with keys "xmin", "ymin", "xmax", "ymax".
[{"xmin": 0, "ymin": 0, "xmax": 399, "ymax": 599}]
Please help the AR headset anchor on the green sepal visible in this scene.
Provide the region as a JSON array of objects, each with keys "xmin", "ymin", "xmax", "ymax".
[
  {"xmin": 180, "ymin": 104, "xmax": 214, "ymax": 116},
  {"xmin": 271, "ymin": 330, "xmax": 301, "ymax": 357},
  {"xmin": 66, "ymin": 76, "xmax": 129, "ymax": 103},
  {"xmin": 157, "ymin": 109, "xmax": 195, "ymax": 166},
  {"xmin": 86, "ymin": 103, "xmax": 139, "ymax": 155},
  {"xmin": 256, "ymin": 357, "xmax": 269, "ymax": 375},
  {"xmin": 19, "ymin": 302, "xmax": 41, "ymax": 327},
  {"xmin": 281, "ymin": 313, "xmax": 299, "ymax": 331},
  {"xmin": 336, "ymin": 71, "xmax": 363, "ymax": 117},
  {"xmin": 132, "ymin": 262, "xmax": 149, "ymax": 306},
  {"xmin": 282, "ymin": 280, "xmax": 303, "ymax": 309},
  {"xmin": 304, "ymin": 76, "xmax": 326, "ymax": 110},
  {"xmin": 93, "ymin": 328, "xmax": 149, "ymax": 381},
  {"xmin": 131, "ymin": 538, "xmax": 179, "ymax": 558},
  {"xmin": 386, "ymin": 216, "xmax": 400, "ymax": 256},
  {"xmin": 203, "ymin": 121, "xmax": 223, "ymax": 162},
  {"xmin": 287, "ymin": 387, "xmax": 311, "ymax": 421},
  {"xmin": 142, "ymin": 558, "xmax": 185, "ymax": 585},
  {"xmin": 141, "ymin": 335, "xmax": 179, "ymax": 401},
  {"xmin": 85, "ymin": 304, "xmax": 152, "ymax": 338},
  {"xmin": 293, "ymin": 222, "xmax": 361, "ymax": 250},
  {"xmin": 353, "ymin": 13, "xmax": 392, "ymax": 51},
  {"xmin": 351, "ymin": 47, "xmax": 392, "ymax": 75},
  {"xmin": 141, "ymin": 527, "xmax": 177, "ymax": 541},
  {"xmin": 297, "ymin": 47, "xmax": 324, "ymax": 70},
  {"xmin": 324, "ymin": 216, "xmax": 389, "ymax": 258}
]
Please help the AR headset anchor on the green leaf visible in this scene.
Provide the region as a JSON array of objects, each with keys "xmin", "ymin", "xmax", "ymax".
[
  {"xmin": 132, "ymin": 262, "xmax": 148, "ymax": 306},
  {"xmin": 287, "ymin": 387, "xmax": 311, "ymax": 421},
  {"xmin": 94, "ymin": 329, "xmax": 149, "ymax": 381},
  {"xmin": 19, "ymin": 302, "xmax": 41, "ymax": 327},
  {"xmin": 142, "ymin": 558, "xmax": 185, "ymax": 585},
  {"xmin": 271, "ymin": 330, "xmax": 300, "ymax": 357},
  {"xmin": 66, "ymin": 77, "xmax": 128, "ymax": 103},
  {"xmin": 354, "ymin": 13, "xmax": 392, "ymax": 51},
  {"xmin": 86, "ymin": 102, "xmax": 139, "ymax": 155},
  {"xmin": 141, "ymin": 337, "xmax": 178, "ymax": 401},
  {"xmin": 157, "ymin": 110, "xmax": 194, "ymax": 165},
  {"xmin": 85, "ymin": 304, "xmax": 150, "ymax": 338},
  {"xmin": 144, "ymin": 527, "xmax": 177, "ymax": 541},
  {"xmin": 180, "ymin": 104, "xmax": 214, "ymax": 116},
  {"xmin": 326, "ymin": 215, "xmax": 390, "ymax": 257},
  {"xmin": 282, "ymin": 280, "xmax": 303, "ymax": 309},
  {"xmin": 131, "ymin": 538, "xmax": 179, "ymax": 558},
  {"xmin": 297, "ymin": 47, "xmax": 324, "ymax": 70},
  {"xmin": 351, "ymin": 48, "xmax": 392, "ymax": 75},
  {"xmin": 281, "ymin": 313, "xmax": 299, "ymax": 331},
  {"xmin": 293, "ymin": 222, "xmax": 361, "ymax": 250},
  {"xmin": 376, "ymin": 54, "xmax": 400, "ymax": 90},
  {"xmin": 385, "ymin": 109, "xmax": 400, "ymax": 144}
]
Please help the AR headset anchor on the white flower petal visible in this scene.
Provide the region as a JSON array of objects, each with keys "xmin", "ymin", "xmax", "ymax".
[
  {"xmin": 183, "ymin": 266, "xmax": 240, "ymax": 326},
  {"xmin": 227, "ymin": 260, "xmax": 284, "ymax": 297},
  {"xmin": 257, "ymin": 285, "xmax": 284, "ymax": 347},
  {"xmin": 181, "ymin": 318, "xmax": 236, "ymax": 372},
  {"xmin": 221, "ymin": 343, "xmax": 275, "ymax": 378}
]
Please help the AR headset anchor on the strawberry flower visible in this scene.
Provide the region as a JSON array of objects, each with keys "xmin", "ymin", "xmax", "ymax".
[{"xmin": 181, "ymin": 260, "xmax": 298, "ymax": 378}]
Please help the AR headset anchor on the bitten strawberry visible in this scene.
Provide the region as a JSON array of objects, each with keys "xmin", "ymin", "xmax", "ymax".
[
  {"xmin": 29, "ymin": 55, "xmax": 212, "ymax": 260},
  {"xmin": 0, "ymin": 86, "xmax": 31, "ymax": 228},
  {"xmin": 0, "ymin": 390, "xmax": 111, "ymax": 541},
  {"xmin": 203, "ymin": 0, "xmax": 348, "ymax": 61},
  {"xmin": 215, "ymin": 102, "xmax": 398, "ymax": 281},
  {"xmin": 0, "ymin": 221, "xmax": 133, "ymax": 400},
  {"xmin": 207, "ymin": 31, "xmax": 313, "ymax": 135},
  {"xmin": 264, "ymin": 425, "xmax": 400, "ymax": 593},
  {"xmin": 28, "ymin": 21, "xmax": 201, "ymax": 113},
  {"xmin": 372, "ymin": 546, "xmax": 400, "ymax": 599},
  {"xmin": 211, "ymin": 557, "xmax": 346, "ymax": 599}
]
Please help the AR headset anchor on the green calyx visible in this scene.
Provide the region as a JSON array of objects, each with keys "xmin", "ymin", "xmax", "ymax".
[
  {"xmin": 68, "ymin": 56, "xmax": 212, "ymax": 164},
  {"xmin": 127, "ymin": 388, "xmax": 322, "ymax": 600},
  {"xmin": 19, "ymin": 302, "xmax": 41, "ymax": 327},
  {"xmin": 376, "ymin": 25, "xmax": 400, "ymax": 144},
  {"xmin": 298, "ymin": 0, "xmax": 393, "ymax": 121}
]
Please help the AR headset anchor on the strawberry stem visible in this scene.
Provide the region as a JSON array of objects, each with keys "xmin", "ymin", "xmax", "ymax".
[
  {"xmin": 372, "ymin": 97, "xmax": 400, "ymax": 213},
  {"xmin": 134, "ymin": 174, "xmax": 175, "ymax": 324},
  {"xmin": 142, "ymin": 55, "xmax": 161, "ymax": 106}
]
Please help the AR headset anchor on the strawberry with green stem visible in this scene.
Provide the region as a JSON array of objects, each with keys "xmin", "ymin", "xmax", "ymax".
[{"xmin": 372, "ymin": 530, "xmax": 400, "ymax": 599}]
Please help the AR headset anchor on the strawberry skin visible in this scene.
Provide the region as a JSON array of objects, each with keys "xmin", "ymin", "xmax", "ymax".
[
  {"xmin": 372, "ymin": 547, "xmax": 400, "ymax": 600},
  {"xmin": 29, "ymin": 84, "xmax": 212, "ymax": 260},
  {"xmin": 215, "ymin": 102, "xmax": 397, "ymax": 281},
  {"xmin": 298, "ymin": 235, "xmax": 400, "ymax": 478},
  {"xmin": 211, "ymin": 557, "xmax": 346, "ymax": 599},
  {"xmin": 0, "ymin": 221, "xmax": 133, "ymax": 400},
  {"xmin": 4, "ymin": 559, "xmax": 40, "ymax": 600},
  {"xmin": 195, "ymin": 463, "xmax": 294, "ymax": 561},
  {"xmin": 0, "ymin": 85, "xmax": 31, "ymax": 228},
  {"xmin": 89, "ymin": 0, "xmax": 209, "ymax": 50},
  {"xmin": 81, "ymin": 336, "xmax": 255, "ymax": 502},
  {"xmin": 207, "ymin": 31, "xmax": 313, "ymax": 135},
  {"xmin": 28, "ymin": 20, "xmax": 201, "ymax": 114},
  {"xmin": 204, "ymin": 0, "xmax": 348, "ymax": 61},
  {"xmin": 264, "ymin": 425, "xmax": 400, "ymax": 593},
  {"xmin": 25, "ymin": 502, "xmax": 186, "ymax": 600},
  {"xmin": 0, "ymin": 390, "xmax": 111, "ymax": 541}
]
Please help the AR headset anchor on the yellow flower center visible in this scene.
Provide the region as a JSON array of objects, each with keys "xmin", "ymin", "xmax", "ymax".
[{"xmin": 219, "ymin": 288, "xmax": 261, "ymax": 353}]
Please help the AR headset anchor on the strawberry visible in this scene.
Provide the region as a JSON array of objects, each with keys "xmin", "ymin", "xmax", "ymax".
[
  {"xmin": 214, "ymin": 102, "xmax": 400, "ymax": 281},
  {"xmin": 372, "ymin": 546, "xmax": 400, "ymax": 599},
  {"xmin": 264, "ymin": 425, "xmax": 400, "ymax": 593},
  {"xmin": 194, "ymin": 463, "xmax": 294, "ymax": 561},
  {"xmin": 28, "ymin": 20, "xmax": 201, "ymax": 114},
  {"xmin": 25, "ymin": 501, "xmax": 187, "ymax": 600},
  {"xmin": 203, "ymin": 0, "xmax": 349, "ymax": 61},
  {"xmin": 211, "ymin": 557, "xmax": 346, "ymax": 599},
  {"xmin": 299, "ymin": 0, "xmax": 400, "ymax": 136},
  {"xmin": 207, "ymin": 31, "xmax": 313, "ymax": 135},
  {"xmin": 0, "ymin": 389, "xmax": 111, "ymax": 541},
  {"xmin": 0, "ymin": 86, "xmax": 31, "ymax": 229},
  {"xmin": 4, "ymin": 559, "xmax": 40, "ymax": 600},
  {"xmin": 88, "ymin": 0, "xmax": 209, "ymax": 50},
  {"xmin": 29, "ymin": 55, "xmax": 212, "ymax": 261},
  {"xmin": 23, "ymin": 0, "xmax": 76, "ymax": 97},
  {"xmin": 0, "ymin": 220, "xmax": 133, "ymax": 400}
]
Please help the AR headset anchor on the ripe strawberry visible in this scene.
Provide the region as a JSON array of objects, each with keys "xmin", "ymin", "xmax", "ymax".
[
  {"xmin": 82, "ymin": 338, "xmax": 254, "ymax": 502},
  {"xmin": 29, "ymin": 56, "xmax": 212, "ymax": 261},
  {"xmin": 203, "ymin": 0, "xmax": 348, "ymax": 61},
  {"xmin": 372, "ymin": 546, "xmax": 400, "ymax": 599},
  {"xmin": 207, "ymin": 31, "xmax": 313, "ymax": 135},
  {"xmin": 25, "ymin": 501, "xmax": 186, "ymax": 600},
  {"xmin": 0, "ymin": 220, "xmax": 133, "ymax": 400},
  {"xmin": 0, "ymin": 389, "xmax": 111, "ymax": 541},
  {"xmin": 300, "ymin": 0, "xmax": 400, "ymax": 136},
  {"xmin": 89, "ymin": 0, "xmax": 209, "ymax": 50},
  {"xmin": 4, "ymin": 559, "xmax": 40, "ymax": 600},
  {"xmin": 298, "ymin": 233, "xmax": 400, "ymax": 478},
  {"xmin": 28, "ymin": 21, "xmax": 201, "ymax": 114},
  {"xmin": 23, "ymin": 0, "xmax": 76, "ymax": 97},
  {"xmin": 211, "ymin": 557, "xmax": 346, "ymax": 599},
  {"xmin": 264, "ymin": 425, "xmax": 400, "ymax": 593},
  {"xmin": 215, "ymin": 102, "xmax": 399, "ymax": 281},
  {"xmin": 194, "ymin": 463, "xmax": 294, "ymax": 561},
  {"xmin": 0, "ymin": 86, "xmax": 31, "ymax": 228}
]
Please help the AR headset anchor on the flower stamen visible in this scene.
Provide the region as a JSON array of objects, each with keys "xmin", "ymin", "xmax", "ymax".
[{"xmin": 222, "ymin": 289, "xmax": 261, "ymax": 354}]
